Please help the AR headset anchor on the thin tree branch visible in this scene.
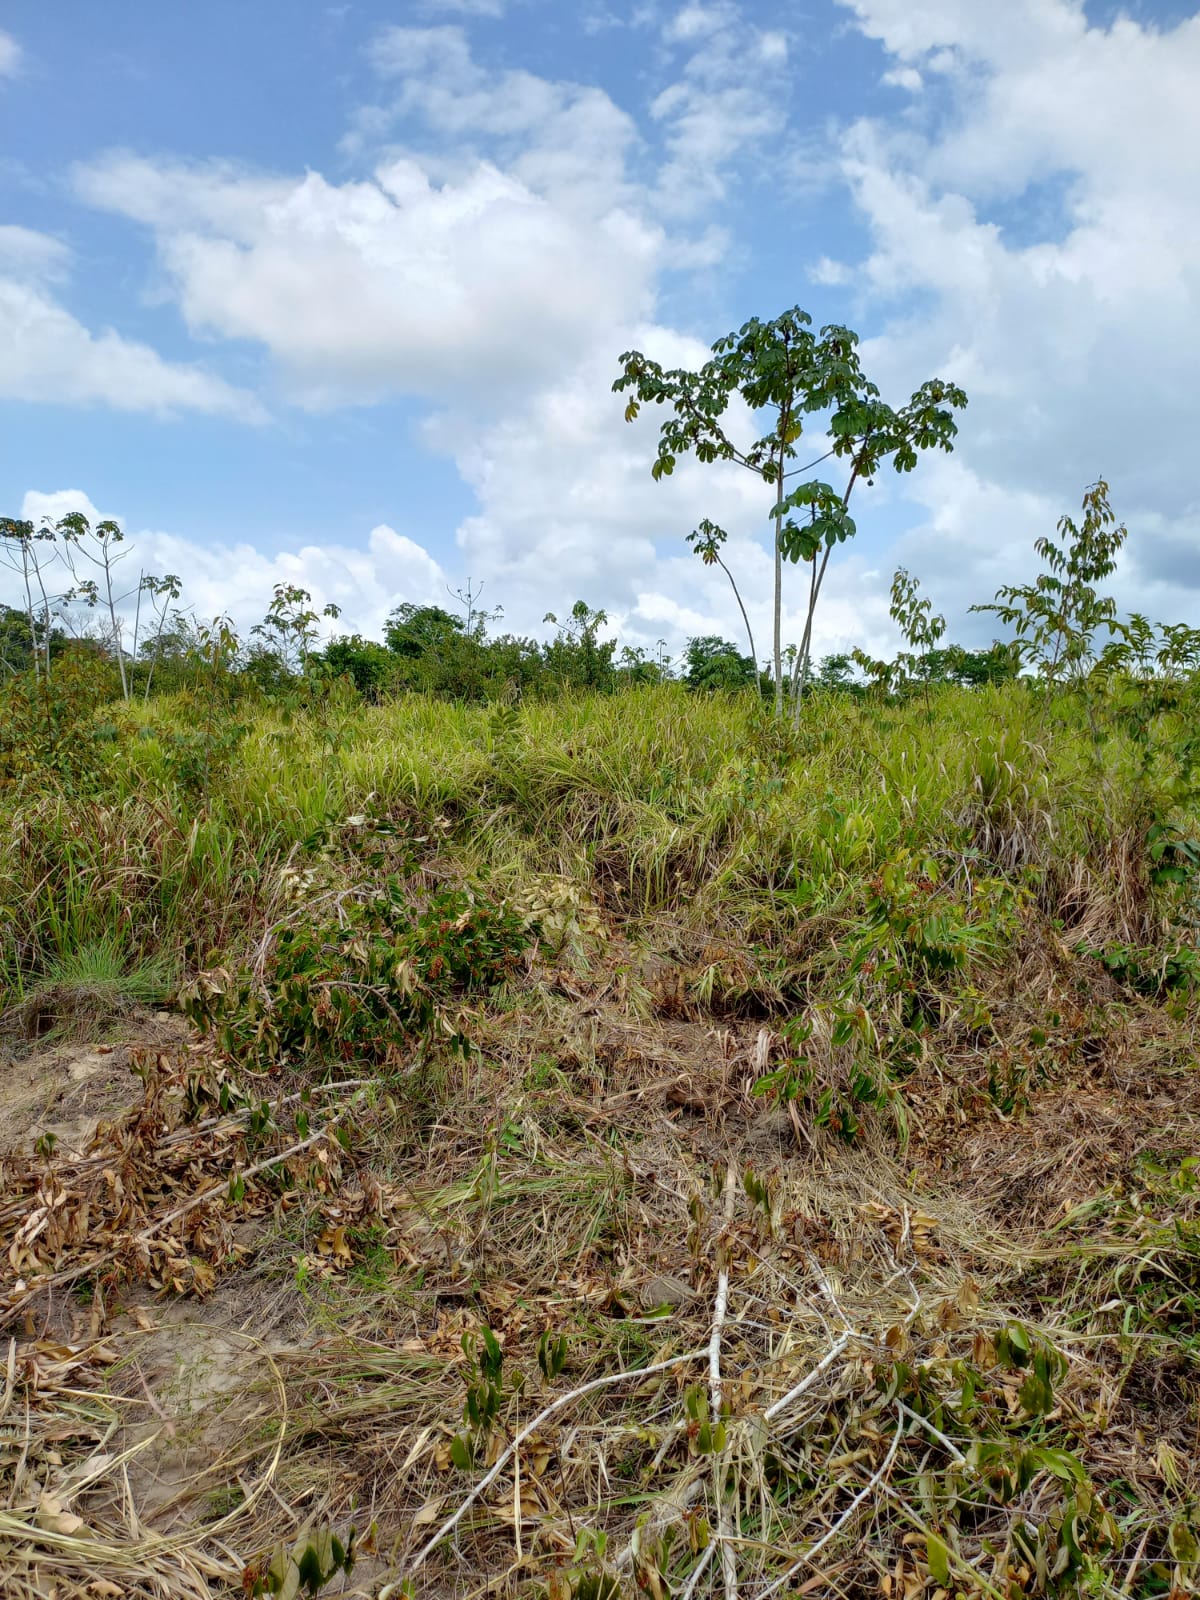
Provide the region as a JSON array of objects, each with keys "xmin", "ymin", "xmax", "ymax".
[
  {"xmin": 709, "ymin": 1165, "xmax": 739, "ymax": 1600},
  {"xmin": 761, "ymin": 1332, "xmax": 854, "ymax": 1424},
  {"xmin": 405, "ymin": 1347, "xmax": 709, "ymax": 1575}
]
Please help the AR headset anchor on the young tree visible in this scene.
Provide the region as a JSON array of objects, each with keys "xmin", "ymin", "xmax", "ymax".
[
  {"xmin": 614, "ymin": 308, "xmax": 966, "ymax": 719},
  {"xmin": 687, "ymin": 519, "xmax": 758, "ymax": 675},
  {"xmin": 56, "ymin": 512, "xmax": 140, "ymax": 700},
  {"xmin": 542, "ymin": 600, "xmax": 617, "ymax": 690},
  {"xmin": 0, "ymin": 516, "xmax": 64, "ymax": 683},
  {"xmin": 321, "ymin": 633, "xmax": 396, "ymax": 699},
  {"xmin": 889, "ymin": 567, "xmax": 946, "ymax": 722},
  {"xmin": 252, "ymin": 583, "xmax": 341, "ymax": 675},
  {"xmin": 139, "ymin": 572, "xmax": 183, "ymax": 701},
  {"xmin": 973, "ymin": 479, "xmax": 1128, "ymax": 698}
]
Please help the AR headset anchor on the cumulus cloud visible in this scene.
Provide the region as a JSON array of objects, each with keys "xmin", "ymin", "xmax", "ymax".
[
  {"xmin": 830, "ymin": 0, "xmax": 1200, "ymax": 624},
  {"xmin": 362, "ymin": 25, "xmax": 643, "ymax": 215},
  {"xmin": 663, "ymin": 3, "xmax": 737, "ymax": 43},
  {"xmin": 75, "ymin": 95, "xmax": 661, "ymax": 408}
]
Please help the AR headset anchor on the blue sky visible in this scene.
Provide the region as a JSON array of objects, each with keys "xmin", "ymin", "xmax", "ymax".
[{"xmin": 3, "ymin": 0, "xmax": 1199, "ymax": 661}]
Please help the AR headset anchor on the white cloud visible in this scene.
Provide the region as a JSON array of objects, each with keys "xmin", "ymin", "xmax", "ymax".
[
  {"xmin": 13, "ymin": 489, "xmax": 448, "ymax": 645},
  {"xmin": 830, "ymin": 0, "xmax": 1200, "ymax": 620},
  {"xmin": 810, "ymin": 255, "xmax": 850, "ymax": 285},
  {"xmin": 417, "ymin": 0, "xmax": 505, "ymax": 15},
  {"xmin": 0, "ymin": 274, "xmax": 266, "ymax": 420},
  {"xmin": 75, "ymin": 40, "xmax": 661, "ymax": 410},
  {"xmin": 651, "ymin": 3, "xmax": 793, "ymax": 216},
  {"xmin": 0, "ymin": 225, "xmax": 70, "ymax": 281},
  {"xmin": 0, "ymin": 31, "xmax": 21, "ymax": 78},
  {"xmin": 881, "ymin": 65, "xmax": 922, "ymax": 90},
  {"xmin": 663, "ymin": 3, "xmax": 736, "ymax": 43},
  {"xmin": 363, "ymin": 25, "xmax": 642, "ymax": 215}
]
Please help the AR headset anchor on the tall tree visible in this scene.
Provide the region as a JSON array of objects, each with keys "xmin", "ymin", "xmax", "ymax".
[{"xmin": 614, "ymin": 308, "xmax": 967, "ymax": 718}]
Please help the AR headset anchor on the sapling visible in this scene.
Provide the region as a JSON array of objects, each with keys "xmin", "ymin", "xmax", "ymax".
[
  {"xmin": 890, "ymin": 567, "xmax": 946, "ymax": 723},
  {"xmin": 615, "ymin": 307, "xmax": 966, "ymax": 719}
]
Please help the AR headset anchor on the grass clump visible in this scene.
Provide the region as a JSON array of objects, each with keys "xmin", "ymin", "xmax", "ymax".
[{"xmin": 5, "ymin": 933, "xmax": 177, "ymax": 1040}]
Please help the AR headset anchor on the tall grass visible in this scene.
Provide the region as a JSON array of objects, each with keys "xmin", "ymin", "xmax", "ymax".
[{"xmin": 0, "ymin": 682, "xmax": 1171, "ymax": 1013}]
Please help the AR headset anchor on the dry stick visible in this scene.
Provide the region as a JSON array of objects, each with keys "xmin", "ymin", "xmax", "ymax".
[
  {"xmin": 752, "ymin": 1417, "xmax": 902, "ymax": 1600},
  {"xmin": 2, "ymin": 1112, "xmax": 354, "ymax": 1324},
  {"xmin": 709, "ymin": 1165, "xmax": 739, "ymax": 1600},
  {"xmin": 679, "ymin": 1539, "xmax": 717, "ymax": 1600},
  {"xmin": 404, "ymin": 1347, "xmax": 710, "ymax": 1578},
  {"xmin": 1119, "ymin": 1523, "xmax": 1153, "ymax": 1598},
  {"xmin": 894, "ymin": 1400, "xmax": 967, "ymax": 1465},
  {"xmin": 761, "ymin": 1332, "xmax": 854, "ymax": 1425}
]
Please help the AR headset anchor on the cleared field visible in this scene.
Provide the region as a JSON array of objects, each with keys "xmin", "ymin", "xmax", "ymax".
[{"xmin": 2, "ymin": 683, "xmax": 1198, "ymax": 1599}]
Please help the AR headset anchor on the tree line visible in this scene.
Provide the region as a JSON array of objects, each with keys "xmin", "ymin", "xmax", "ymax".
[
  {"xmin": 0, "ymin": 515, "xmax": 1019, "ymax": 707},
  {"xmin": 6, "ymin": 300, "xmax": 1196, "ymax": 720}
]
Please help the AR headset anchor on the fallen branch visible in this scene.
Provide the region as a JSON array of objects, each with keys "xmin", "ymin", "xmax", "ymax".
[
  {"xmin": 753, "ymin": 1414, "xmax": 903, "ymax": 1600},
  {"xmin": 895, "ymin": 1399, "xmax": 967, "ymax": 1465},
  {"xmin": 401, "ymin": 1346, "xmax": 709, "ymax": 1580},
  {"xmin": 762, "ymin": 1331, "xmax": 854, "ymax": 1425}
]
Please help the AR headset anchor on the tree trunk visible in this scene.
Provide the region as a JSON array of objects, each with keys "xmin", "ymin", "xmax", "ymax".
[{"xmin": 772, "ymin": 449, "xmax": 783, "ymax": 717}]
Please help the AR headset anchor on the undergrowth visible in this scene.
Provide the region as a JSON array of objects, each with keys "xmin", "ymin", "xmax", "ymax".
[{"xmin": 1, "ymin": 681, "xmax": 1198, "ymax": 1600}]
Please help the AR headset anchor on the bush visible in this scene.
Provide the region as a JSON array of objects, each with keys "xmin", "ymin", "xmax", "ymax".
[
  {"xmin": 0, "ymin": 646, "xmax": 121, "ymax": 796},
  {"xmin": 183, "ymin": 879, "xmax": 536, "ymax": 1069}
]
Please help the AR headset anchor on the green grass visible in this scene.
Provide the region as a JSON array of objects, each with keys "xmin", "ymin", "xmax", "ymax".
[
  {"xmin": 0, "ymin": 679, "xmax": 1174, "ymax": 1018},
  {"xmin": 4, "ymin": 932, "xmax": 178, "ymax": 1039},
  {"xmin": 2, "ymin": 676, "xmax": 1199, "ymax": 1598}
]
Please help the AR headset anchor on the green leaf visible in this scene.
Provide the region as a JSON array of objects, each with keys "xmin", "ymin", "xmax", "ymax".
[
  {"xmin": 1018, "ymin": 1369, "xmax": 1055, "ymax": 1416},
  {"xmin": 926, "ymin": 1533, "xmax": 951, "ymax": 1586},
  {"xmin": 1027, "ymin": 1447, "xmax": 1086, "ymax": 1485},
  {"xmin": 1170, "ymin": 1520, "xmax": 1200, "ymax": 1567},
  {"xmin": 450, "ymin": 1434, "xmax": 474, "ymax": 1471}
]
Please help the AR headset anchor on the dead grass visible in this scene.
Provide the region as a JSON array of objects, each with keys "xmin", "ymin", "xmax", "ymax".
[
  {"xmin": 1, "ymin": 956, "xmax": 1197, "ymax": 1599},
  {"xmin": 1, "ymin": 685, "xmax": 1197, "ymax": 1597}
]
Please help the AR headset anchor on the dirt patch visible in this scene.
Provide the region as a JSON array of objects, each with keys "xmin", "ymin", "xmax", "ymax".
[{"xmin": 0, "ymin": 1014, "xmax": 188, "ymax": 1158}]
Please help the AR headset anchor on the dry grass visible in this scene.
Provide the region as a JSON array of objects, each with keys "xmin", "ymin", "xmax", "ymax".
[
  {"xmin": 2, "ymin": 961, "xmax": 1198, "ymax": 1598},
  {"xmin": 1, "ymin": 685, "xmax": 1198, "ymax": 1597}
]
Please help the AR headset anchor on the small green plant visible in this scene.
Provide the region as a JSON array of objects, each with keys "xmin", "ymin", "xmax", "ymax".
[
  {"xmin": 1081, "ymin": 938, "xmax": 1200, "ymax": 996},
  {"xmin": 183, "ymin": 881, "xmax": 534, "ymax": 1070},
  {"xmin": 252, "ymin": 583, "xmax": 341, "ymax": 677},
  {"xmin": 888, "ymin": 566, "xmax": 947, "ymax": 722},
  {"xmin": 244, "ymin": 1524, "xmax": 357, "ymax": 1597},
  {"xmin": 538, "ymin": 1329, "xmax": 569, "ymax": 1381},
  {"xmin": 452, "ymin": 1326, "xmax": 515, "ymax": 1469},
  {"xmin": 683, "ymin": 1383, "xmax": 726, "ymax": 1455}
]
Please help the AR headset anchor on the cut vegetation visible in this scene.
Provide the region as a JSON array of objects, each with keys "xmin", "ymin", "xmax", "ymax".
[{"xmin": 2, "ymin": 663, "xmax": 1199, "ymax": 1600}]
